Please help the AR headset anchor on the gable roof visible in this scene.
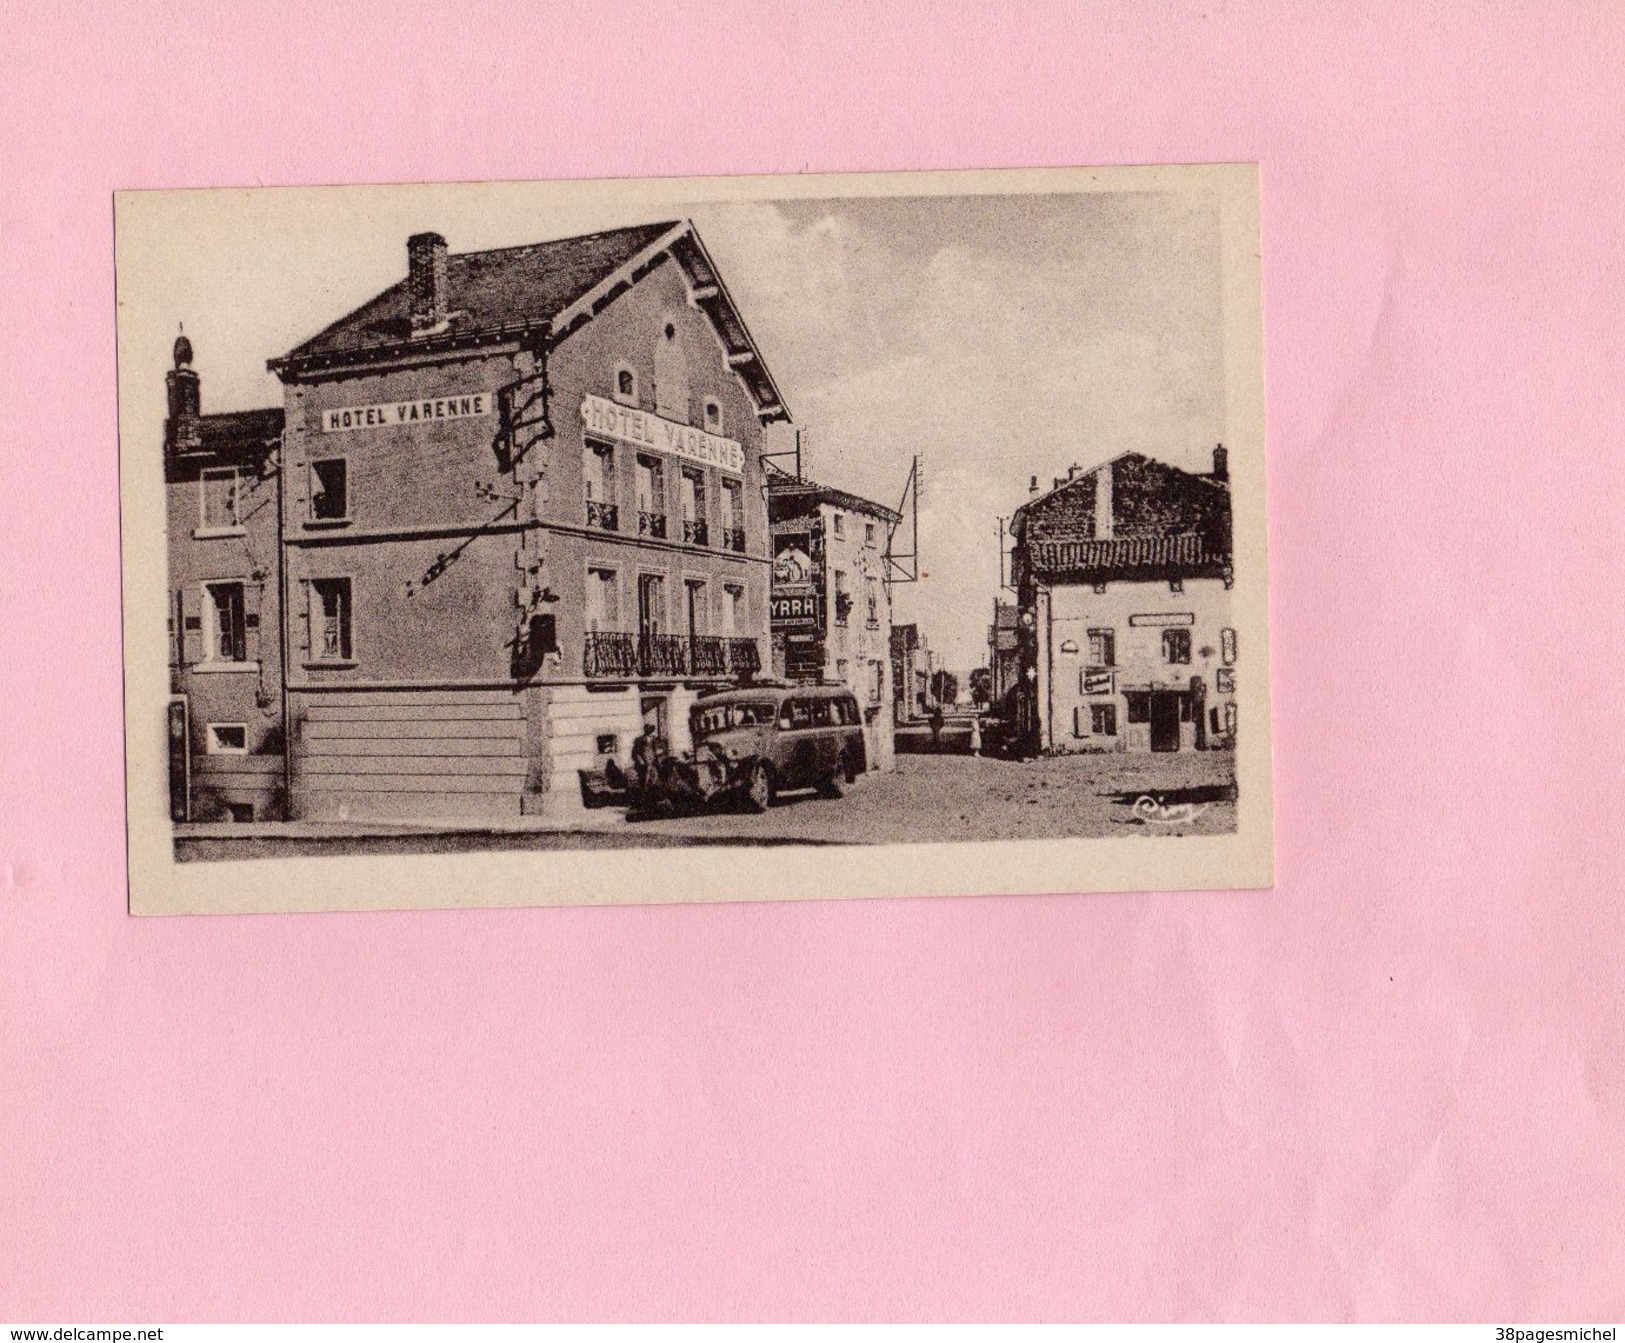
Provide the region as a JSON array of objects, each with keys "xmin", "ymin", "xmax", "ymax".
[
  {"xmin": 765, "ymin": 462, "xmax": 902, "ymax": 525},
  {"xmin": 270, "ymin": 221, "xmax": 789, "ymax": 422},
  {"xmin": 1013, "ymin": 450, "xmax": 1232, "ymax": 584}
]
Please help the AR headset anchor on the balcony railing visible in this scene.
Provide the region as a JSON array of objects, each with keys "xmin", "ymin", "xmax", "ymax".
[
  {"xmin": 586, "ymin": 499, "xmax": 619, "ymax": 531},
  {"xmin": 682, "ymin": 517, "xmax": 709, "ymax": 547},
  {"xmin": 720, "ymin": 526, "xmax": 747, "ymax": 553},
  {"xmin": 638, "ymin": 510, "xmax": 668, "ymax": 539},
  {"xmin": 727, "ymin": 637, "xmax": 761, "ymax": 676},
  {"xmin": 690, "ymin": 635, "xmax": 729, "ymax": 675},
  {"xmin": 639, "ymin": 632, "xmax": 687, "ymax": 677},
  {"xmin": 584, "ymin": 630, "xmax": 639, "ymax": 679},
  {"xmin": 583, "ymin": 631, "xmax": 764, "ymax": 680}
]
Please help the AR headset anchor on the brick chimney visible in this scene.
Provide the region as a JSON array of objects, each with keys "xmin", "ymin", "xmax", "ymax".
[
  {"xmin": 1212, "ymin": 443, "xmax": 1228, "ymax": 482},
  {"xmin": 165, "ymin": 327, "xmax": 201, "ymax": 452},
  {"xmin": 407, "ymin": 232, "xmax": 449, "ymax": 334}
]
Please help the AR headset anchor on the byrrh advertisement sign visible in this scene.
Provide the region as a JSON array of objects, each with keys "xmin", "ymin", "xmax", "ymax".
[{"xmin": 580, "ymin": 394, "xmax": 745, "ymax": 474}]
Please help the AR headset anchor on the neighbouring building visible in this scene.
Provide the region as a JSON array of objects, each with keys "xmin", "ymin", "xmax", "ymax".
[
  {"xmin": 164, "ymin": 333, "xmax": 287, "ymax": 822},
  {"xmin": 1008, "ymin": 448, "xmax": 1235, "ymax": 754},
  {"xmin": 165, "ymin": 220, "xmax": 791, "ymax": 821},
  {"xmin": 766, "ymin": 465, "xmax": 900, "ymax": 771}
]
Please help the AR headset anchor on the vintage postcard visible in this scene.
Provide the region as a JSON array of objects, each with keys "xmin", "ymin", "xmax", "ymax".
[{"xmin": 117, "ymin": 165, "xmax": 1273, "ymax": 913}]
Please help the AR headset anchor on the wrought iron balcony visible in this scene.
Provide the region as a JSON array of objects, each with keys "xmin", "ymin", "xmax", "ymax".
[
  {"xmin": 720, "ymin": 526, "xmax": 747, "ymax": 553},
  {"xmin": 727, "ymin": 638, "xmax": 761, "ymax": 676},
  {"xmin": 583, "ymin": 631, "xmax": 765, "ymax": 680},
  {"xmin": 583, "ymin": 630, "xmax": 638, "ymax": 679},
  {"xmin": 586, "ymin": 499, "xmax": 619, "ymax": 531},
  {"xmin": 689, "ymin": 635, "xmax": 729, "ymax": 676},
  {"xmin": 682, "ymin": 517, "xmax": 709, "ymax": 547},
  {"xmin": 637, "ymin": 510, "xmax": 668, "ymax": 539},
  {"xmin": 638, "ymin": 633, "xmax": 687, "ymax": 677}
]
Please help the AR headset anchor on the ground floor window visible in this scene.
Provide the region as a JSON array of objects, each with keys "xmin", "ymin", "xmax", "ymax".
[
  {"xmin": 1125, "ymin": 692, "xmax": 1151, "ymax": 724},
  {"xmin": 1091, "ymin": 703, "xmax": 1118, "ymax": 735},
  {"xmin": 310, "ymin": 577, "xmax": 353, "ymax": 661},
  {"xmin": 206, "ymin": 723, "xmax": 247, "ymax": 754}
]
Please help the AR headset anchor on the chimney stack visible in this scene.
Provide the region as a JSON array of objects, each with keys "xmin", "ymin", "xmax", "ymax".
[
  {"xmin": 165, "ymin": 327, "xmax": 201, "ymax": 452},
  {"xmin": 1212, "ymin": 443, "xmax": 1228, "ymax": 482},
  {"xmin": 408, "ymin": 232, "xmax": 449, "ymax": 334},
  {"xmin": 1028, "ymin": 474, "xmax": 1040, "ymax": 497}
]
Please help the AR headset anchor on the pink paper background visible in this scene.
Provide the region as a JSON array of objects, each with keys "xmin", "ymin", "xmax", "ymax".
[{"xmin": 3, "ymin": 0, "xmax": 1622, "ymax": 1322}]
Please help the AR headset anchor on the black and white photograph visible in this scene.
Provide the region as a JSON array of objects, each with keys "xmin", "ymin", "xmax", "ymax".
[{"xmin": 117, "ymin": 165, "xmax": 1272, "ymax": 912}]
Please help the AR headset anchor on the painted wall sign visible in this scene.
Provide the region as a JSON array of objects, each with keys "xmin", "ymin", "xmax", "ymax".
[
  {"xmin": 771, "ymin": 592, "xmax": 818, "ymax": 628},
  {"xmin": 1127, "ymin": 611, "xmax": 1196, "ymax": 627},
  {"xmin": 321, "ymin": 393, "xmax": 491, "ymax": 433},
  {"xmin": 771, "ymin": 534, "xmax": 814, "ymax": 587},
  {"xmin": 1083, "ymin": 667, "xmax": 1116, "ymax": 696},
  {"xmin": 580, "ymin": 394, "xmax": 745, "ymax": 474}
]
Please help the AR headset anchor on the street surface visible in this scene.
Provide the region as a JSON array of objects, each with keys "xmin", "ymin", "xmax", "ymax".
[{"xmin": 176, "ymin": 752, "xmax": 1236, "ymax": 860}]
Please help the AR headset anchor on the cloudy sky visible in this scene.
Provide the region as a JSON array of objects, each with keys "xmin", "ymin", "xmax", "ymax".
[{"xmin": 125, "ymin": 182, "xmax": 1226, "ymax": 673}]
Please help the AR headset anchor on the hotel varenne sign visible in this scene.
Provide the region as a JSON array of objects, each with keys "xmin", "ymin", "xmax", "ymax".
[
  {"xmin": 580, "ymin": 394, "xmax": 746, "ymax": 474},
  {"xmin": 321, "ymin": 393, "xmax": 492, "ymax": 432}
]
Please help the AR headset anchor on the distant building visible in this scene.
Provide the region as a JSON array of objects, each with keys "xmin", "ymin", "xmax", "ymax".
[
  {"xmin": 889, "ymin": 622, "xmax": 936, "ymax": 724},
  {"xmin": 766, "ymin": 465, "xmax": 900, "ymax": 771},
  {"xmin": 987, "ymin": 600, "xmax": 1021, "ymax": 704},
  {"xmin": 1008, "ymin": 448, "xmax": 1235, "ymax": 754}
]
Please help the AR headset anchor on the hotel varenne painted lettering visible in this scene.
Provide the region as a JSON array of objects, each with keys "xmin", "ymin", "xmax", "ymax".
[
  {"xmin": 322, "ymin": 393, "xmax": 491, "ymax": 432},
  {"xmin": 580, "ymin": 394, "xmax": 746, "ymax": 473}
]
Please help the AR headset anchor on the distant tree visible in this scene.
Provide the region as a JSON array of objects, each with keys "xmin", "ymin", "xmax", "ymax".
[
  {"xmin": 968, "ymin": 667, "xmax": 993, "ymax": 708},
  {"xmin": 929, "ymin": 669, "xmax": 959, "ymax": 707}
]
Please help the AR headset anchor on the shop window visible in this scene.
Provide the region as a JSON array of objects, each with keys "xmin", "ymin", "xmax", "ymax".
[
  {"xmin": 1221, "ymin": 627, "xmax": 1237, "ymax": 665},
  {"xmin": 206, "ymin": 581, "xmax": 247, "ymax": 663},
  {"xmin": 595, "ymin": 733, "xmax": 619, "ymax": 756},
  {"xmin": 1125, "ymin": 693, "xmax": 1151, "ymax": 724},
  {"xmin": 310, "ymin": 577, "xmax": 353, "ymax": 661},
  {"xmin": 1162, "ymin": 629, "xmax": 1191, "ymax": 664},
  {"xmin": 1091, "ymin": 703, "xmax": 1118, "ymax": 736},
  {"xmin": 199, "ymin": 468, "xmax": 240, "ymax": 532},
  {"xmin": 1087, "ymin": 627, "xmax": 1115, "ymax": 666},
  {"xmin": 309, "ymin": 458, "xmax": 348, "ymax": 521},
  {"xmin": 206, "ymin": 723, "xmax": 248, "ymax": 755}
]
